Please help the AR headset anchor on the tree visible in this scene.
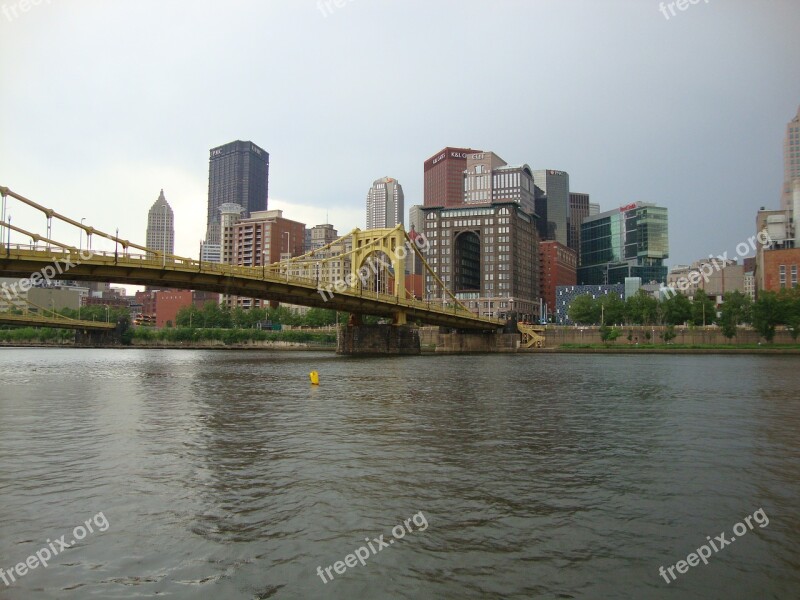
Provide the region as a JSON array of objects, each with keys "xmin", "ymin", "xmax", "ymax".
[
  {"xmin": 716, "ymin": 291, "xmax": 752, "ymax": 339},
  {"xmin": 599, "ymin": 325, "xmax": 622, "ymax": 345},
  {"xmin": 752, "ymin": 291, "xmax": 783, "ymax": 343},
  {"xmin": 691, "ymin": 290, "xmax": 716, "ymax": 327},
  {"xmin": 625, "ymin": 290, "xmax": 659, "ymax": 325},
  {"xmin": 568, "ymin": 294, "xmax": 599, "ymax": 325},
  {"xmin": 598, "ymin": 294, "xmax": 626, "ymax": 325},
  {"xmin": 661, "ymin": 325, "xmax": 677, "ymax": 344},
  {"xmin": 660, "ymin": 292, "xmax": 692, "ymax": 326},
  {"xmin": 778, "ymin": 288, "xmax": 800, "ymax": 341}
]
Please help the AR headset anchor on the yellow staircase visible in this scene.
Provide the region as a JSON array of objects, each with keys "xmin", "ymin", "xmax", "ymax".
[{"xmin": 518, "ymin": 322, "xmax": 546, "ymax": 349}]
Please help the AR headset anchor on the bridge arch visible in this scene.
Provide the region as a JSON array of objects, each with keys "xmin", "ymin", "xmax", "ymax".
[{"xmin": 350, "ymin": 227, "xmax": 407, "ymax": 300}]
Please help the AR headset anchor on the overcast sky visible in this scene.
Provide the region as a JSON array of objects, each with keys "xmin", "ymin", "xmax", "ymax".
[{"xmin": 1, "ymin": 0, "xmax": 799, "ymax": 269}]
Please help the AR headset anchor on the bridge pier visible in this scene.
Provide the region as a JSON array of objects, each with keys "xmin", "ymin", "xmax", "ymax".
[
  {"xmin": 74, "ymin": 320, "xmax": 126, "ymax": 347},
  {"xmin": 336, "ymin": 324, "xmax": 420, "ymax": 356},
  {"xmin": 433, "ymin": 328, "xmax": 519, "ymax": 353}
]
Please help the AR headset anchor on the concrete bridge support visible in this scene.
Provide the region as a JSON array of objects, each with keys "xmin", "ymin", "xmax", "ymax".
[
  {"xmin": 74, "ymin": 323, "xmax": 124, "ymax": 347},
  {"xmin": 336, "ymin": 324, "xmax": 421, "ymax": 356},
  {"xmin": 434, "ymin": 328, "xmax": 519, "ymax": 353}
]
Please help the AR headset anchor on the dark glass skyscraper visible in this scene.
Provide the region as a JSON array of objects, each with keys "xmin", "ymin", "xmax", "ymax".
[
  {"xmin": 578, "ymin": 202, "xmax": 669, "ymax": 285},
  {"xmin": 206, "ymin": 140, "xmax": 269, "ymax": 245},
  {"xmin": 532, "ymin": 169, "xmax": 570, "ymax": 247}
]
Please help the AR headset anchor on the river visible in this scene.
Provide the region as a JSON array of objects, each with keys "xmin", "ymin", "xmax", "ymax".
[{"xmin": 0, "ymin": 349, "xmax": 798, "ymax": 599}]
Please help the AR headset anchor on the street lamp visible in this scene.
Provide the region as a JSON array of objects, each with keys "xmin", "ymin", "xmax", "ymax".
[{"xmin": 105, "ymin": 305, "xmax": 110, "ymax": 323}]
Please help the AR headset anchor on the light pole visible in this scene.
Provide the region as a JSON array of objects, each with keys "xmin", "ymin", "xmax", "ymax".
[
  {"xmin": 0, "ymin": 192, "xmax": 5, "ymax": 244},
  {"xmin": 79, "ymin": 217, "xmax": 86, "ymax": 250},
  {"xmin": 105, "ymin": 305, "xmax": 110, "ymax": 323}
]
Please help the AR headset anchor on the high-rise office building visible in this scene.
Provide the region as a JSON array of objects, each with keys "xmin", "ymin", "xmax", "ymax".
[
  {"xmin": 532, "ymin": 170, "xmax": 570, "ymax": 246},
  {"xmin": 568, "ymin": 192, "xmax": 590, "ymax": 260},
  {"xmin": 408, "ymin": 205, "xmax": 424, "ymax": 236},
  {"xmin": 421, "ymin": 202, "xmax": 540, "ymax": 321},
  {"xmin": 206, "ymin": 140, "xmax": 269, "ymax": 245},
  {"xmin": 781, "ymin": 105, "xmax": 800, "ymax": 211},
  {"xmin": 423, "ymin": 147, "xmax": 481, "ymax": 208},
  {"xmin": 589, "ymin": 202, "xmax": 601, "ymax": 216},
  {"xmin": 146, "ymin": 190, "xmax": 175, "ymax": 258},
  {"xmin": 578, "ymin": 202, "xmax": 669, "ymax": 285},
  {"xmin": 463, "ymin": 152, "xmax": 536, "ymax": 216},
  {"xmin": 366, "ymin": 177, "xmax": 404, "ymax": 229}
]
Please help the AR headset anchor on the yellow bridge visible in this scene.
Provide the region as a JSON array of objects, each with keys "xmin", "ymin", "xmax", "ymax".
[{"xmin": 0, "ymin": 186, "xmax": 505, "ymax": 332}]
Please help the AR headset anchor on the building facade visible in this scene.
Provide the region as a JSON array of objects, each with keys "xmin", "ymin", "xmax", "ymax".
[
  {"xmin": 423, "ymin": 147, "xmax": 481, "ymax": 208},
  {"xmin": 555, "ymin": 284, "xmax": 625, "ymax": 325},
  {"xmin": 782, "ymin": 105, "xmax": 800, "ymax": 211},
  {"xmin": 422, "ymin": 203, "xmax": 540, "ymax": 321},
  {"xmin": 366, "ymin": 177, "xmax": 404, "ymax": 229},
  {"xmin": 568, "ymin": 192, "xmax": 590, "ymax": 261},
  {"xmin": 578, "ymin": 202, "xmax": 669, "ymax": 285},
  {"xmin": 539, "ymin": 241, "xmax": 577, "ymax": 321},
  {"xmin": 206, "ymin": 140, "xmax": 269, "ymax": 245},
  {"xmin": 146, "ymin": 190, "xmax": 175, "ymax": 258},
  {"xmin": 667, "ymin": 258, "xmax": 744, "ymax": 301},
  {"xmin": 227, "ymin": 210, "xmax": 306, "ymax": 309},
  {"xmin": 462, "ymin": 152, "xmax": 536, "ymax": 216},
  {"xmin": 759, "ymin": 247, "xmax": 800, "ymax": 292},
  {"xmin": 310, "ymin": 223, "xmax": 339, "ymax": 250},
  {"xmin": 532, "ymin": 169, "xmax": 570, "ymax": 246}
]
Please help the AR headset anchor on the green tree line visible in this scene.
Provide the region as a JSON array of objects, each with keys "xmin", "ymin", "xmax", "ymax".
[
  {"xmin": 172, "ymin": 303, "xmax": 345, "ymax": 329},
  {"xmin": 568, "ymin": 288, "xmax": 800, "ymax": 342}
]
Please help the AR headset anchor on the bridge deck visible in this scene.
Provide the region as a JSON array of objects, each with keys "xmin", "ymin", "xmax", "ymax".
[
  {"xmin": 0, "ymin": 312, "xmax": 116, "ymax": 330},
  {"xmin": 0, "ymin": 247, "xmax": 504, "ymax": 331}
]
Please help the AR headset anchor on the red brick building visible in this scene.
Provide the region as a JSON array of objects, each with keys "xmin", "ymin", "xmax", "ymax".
[
  {"xmin": 759, "ymin": 248, "xmax": 800, "ymax": 292},
  {"xmin": 134, "ymin": 289, "xmax": 194, "ymax": 327},
  {"xmin": 423, "ymin": 147, "xmax": 481, "ymax": 208},
  {"xmin": 539, "ymin": 241, "xmax": 577, "ymax": 318}
]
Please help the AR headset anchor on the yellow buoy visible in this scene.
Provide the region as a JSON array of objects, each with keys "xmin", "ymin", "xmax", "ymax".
[{"xmin": 309, "ymin": 370, "xmax": 319, "ymax": 385}]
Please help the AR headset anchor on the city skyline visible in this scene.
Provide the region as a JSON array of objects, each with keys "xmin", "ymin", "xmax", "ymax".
[{"xmin": 1, "ymin": 2, "xmax": 798, "ymax": 269}]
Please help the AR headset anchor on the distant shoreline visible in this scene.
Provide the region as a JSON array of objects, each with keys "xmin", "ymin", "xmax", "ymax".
[{"xmin": 3, "ymin": 342, "xmax": 800, "ymax": 356}]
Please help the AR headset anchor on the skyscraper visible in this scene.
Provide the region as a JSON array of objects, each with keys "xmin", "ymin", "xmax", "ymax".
[
  {"xmin": 423, "ymin": 147, "xmax": 481, "ymax": 208},
  {"xmin": 781, "ymin": 105, "xmax": 800, "ymax": 211},
  {"xmin": 366, "ymin": 177, "xmax": 404, "ymax": 229},
  {"xmin": 568, "ymin": 192, "xmax": 590, "ymax": 261},
  {"xmin": 532, "ymin": 169, "xmax": 570, "ymax": 246},
  {"xmin": 578, "ymin": 202, "xmax": 669, "ymax": 285},
  {"xmin": 463, "ymin": 151, "xmax": 536, "ymax": 216},
  {"xmin": 408, "ymin": 204, "xmax": 424, "ymax": 235},
  {"xmin": 206, "ymin": 140, "xmax": 269, "ymax": 245},
  {"xmin": 146, "ymin": 190, "xmax": 174, "ymax": 258}
]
